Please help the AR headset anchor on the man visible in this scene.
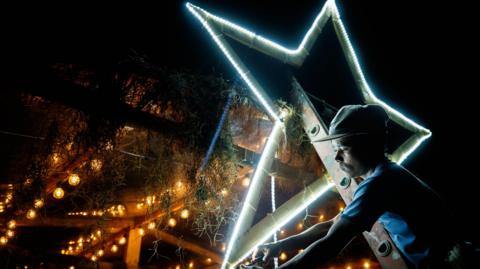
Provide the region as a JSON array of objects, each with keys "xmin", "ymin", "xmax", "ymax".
[{"xmin": 251, "ymin": 104, "xmax": 453, "ymax": 268}]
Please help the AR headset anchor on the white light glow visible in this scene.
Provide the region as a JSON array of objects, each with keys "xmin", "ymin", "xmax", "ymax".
[
  {"xmin": 231, "ymin": 182, "xmax": 335, "ymax": 266},
  {"xmin": 187, "ymin": 0, "xmax": 430, "ymax": 267},
  {"xmin": 187, "ymin": 0, "xmax": 431, "ymax": 166},
  {"xmin": 222, "ymin": 121, "xmax": 282, "ymax": 269},
  {"xmin": 186, "ymin": 3, "xmax": 279, "ymax": 121}
]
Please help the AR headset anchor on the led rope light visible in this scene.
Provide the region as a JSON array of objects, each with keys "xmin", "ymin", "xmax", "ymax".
[{"xmin": 186, "ymin": 0, "xmax": 431, "ymax": 267}]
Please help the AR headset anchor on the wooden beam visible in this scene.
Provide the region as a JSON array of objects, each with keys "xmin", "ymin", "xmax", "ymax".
[
  {"xmin": 15, "ymin": 217, "xmax": 134, "ymax": 228},
  {"xmin": 124, "ymin": 228, "xmax": 142, "ymax": 269},
  {"xmin": 153, "ymin": 230, "xmax": 223, "ymax": 264}
]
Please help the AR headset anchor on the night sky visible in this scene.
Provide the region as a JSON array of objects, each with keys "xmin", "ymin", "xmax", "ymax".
[{"xmin": 3, "ymin": 0, "xmax": 478, "ymax": 245}]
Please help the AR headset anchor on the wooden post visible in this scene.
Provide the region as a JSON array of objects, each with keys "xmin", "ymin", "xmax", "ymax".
[{"xmin": 124, "ymin": 228, "xmax": 142, "ymax": 269}]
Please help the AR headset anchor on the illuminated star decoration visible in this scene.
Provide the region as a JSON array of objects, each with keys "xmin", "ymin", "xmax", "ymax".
[{"xmin": 186, "ymin": 0, "xmax": 431, "ymax": 268}]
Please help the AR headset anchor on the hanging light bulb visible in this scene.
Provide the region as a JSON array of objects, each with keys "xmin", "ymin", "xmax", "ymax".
[
  {"xmin": 138, "ymin": 228, "xmax": 145, "ymax": 236},
  {"xmin": 279, "ymin": 252, "xmax": 288, "ymax": 261},
  {"xmin": 97, "ymin": 249, "xmax": 104, "ymax": 257},
  {"xmin": 146, "ymin": 196, "xmax": 153, "ymax": 206},
  {"xmin": 91, "ymin": 255, "xmax": 97, "ymax": 261},
  {"xmin": 118, "ymin": 236, "xmax": 127, "ymax": 245},
  {"xmin": 26, "ymin": 209, "xmax": 36, "ymax": 219},
  {"xmin": 51, "ymin": 153, "xmax": 60, "ymax": 164},
  {"xmin": 6, "ymin": 230, "xmax": 14, "ymax": 238},
  {"xmin": 24, "ymin": 178, "xmax": 33, "ymax": 186},
  {"xmin": 90, "ymin": 159, "xmax": 103, "ymax": 171},
  {"xmin": 147, "ymin": 222, "xmax": 156, "ymax": 230},
  {"xmin": 68, "ymin": 174, "xmax": 80, "ymax": 186},
  {"xmin": 0, "ymin": 236, "xmax": 8, "ymax": 245},
  {"xmin": 53, "ymin": 187, "xmax": 65, "ymax": 199},
  {"xmin": 180, "ymin": 209, "xmax": 189, "ymax": 219},
  {"xmin": 7, "ymin": 220, "xmax": 16, "ymax": 229},
  {"xmin": 168, "ymin": 218, "xmax": 177, "ymax": 227},
  {"xmin": 111, "ymin": 244, "xmax": 118, "ymax": 253},
  {"xmin": 34, "ymin": 198, "xmax": 44, "ymax": 209},
  {"xmin": 221, "ymin": 188, "xmax": 228, "ymax": 196}
]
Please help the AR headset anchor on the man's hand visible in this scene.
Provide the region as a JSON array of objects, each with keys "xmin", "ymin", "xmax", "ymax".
[{"xmin": 252, "ymin": 241, "xmax": 282, "ymax": 264}]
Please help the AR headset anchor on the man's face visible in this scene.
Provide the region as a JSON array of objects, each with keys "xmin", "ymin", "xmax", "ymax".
[{"xmin": 332, "ymin": 137, "xmax": 370, "ymax": 179}]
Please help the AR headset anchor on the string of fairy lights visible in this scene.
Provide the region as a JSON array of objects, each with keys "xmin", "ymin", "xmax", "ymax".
[{"xmin": 0, "ymin": 148, "xmax": 370, "ymax": 269}]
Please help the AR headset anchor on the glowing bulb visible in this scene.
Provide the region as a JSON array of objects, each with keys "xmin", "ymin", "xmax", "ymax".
[
  {"xmin": 53, "ymin": 187, "xmax": 64, "ymax": 199},
  {"xmin": 175, "ymin": 181, "xmax": 187, "ymax": 196},
  {"xmin": 61, "ymin": 249, "xmax": 65, "ymax": 254},
  {"xmin": 298, "ymin": 249, "xmax": 304, "ymax": 254},
  {"xmin": 0, "ymin": 236, "xmax": 8, "ymax": 245},
  {"xmin": 26, "ymin": 209, "xmax": 36, "ymax": 219},
  {"xmin": 189, "ymin": 261, "xmax": 194, "ymax": 268},
  {"xmin": 221, "ymin": 188, "xmax": 228, "ymax": 196},
  {"xmin": 136, "ymin": 203, "xmax": 144, "ymax": 209},
  {"xmin": 6, "ymin": 230, "xmax": 14, "ymax": 238},
  {"xmin": 69, "ymin": 266, "xmax": 75, "ymax": 269},
  {"xmin": 34, "ymin": 199, "xmax": 44, "ymax": 209},
  {"xmin": 206, "ymin": 258, "xmax": 212, "ymax": 264},
  {"xmin": 96, "ymin": 229, "xmax": 102, "ymax": 236},
  {"xmin": 117, "ymin": 204, "xmax": 126, "ymax": 216},
  {"xmin": 91, "ymin": 255, "xmax": 97, "ymax": 261},
  {"xmin": 111, "ymin": 244, "xmax": 118, "ymax": 253},
  {"xmin": 319, "ymin": 214, "xmax": 325, "ymax": 221},
  {"xmin": 297, "ymin": 223, "xmax": 303, "ymax": 230},
  {"xmin": 138, "ymin": 228, "xmax": 145, "ymax": 236},
  {"xmin": 339, "ymin": 206, "xmax": 344, "ymax": 212},
  {"xmin": 148, "ymin": 222, "xmax": 156, "ymax": 230},
  {"xmin": 52, "ymin": 153, "xmax": 60, "ymax": 164},
  {"xmin": 68, "ymin": 174, "xmax": 80, "ymax": 186},
  {"xmin": 118, "ymin": 236, "xmax": 127, "ymax": 245},
  {"xmin": 65, "ymin": 142, "xmax": 73, "ymax": 151},
  {"xmin": 168, "ymin": 218, "xmax": 177, "ymax": 227},
  {"xmin": 90, "ymin": 159, "xmax": 103, "ymax": 171},
  {"xmin": 280, "ymin": 229, "xmax": 285, "ymax": 235},
  {"xmin": 97, "ymin": 249, "xmax": 104, "ymax": 256},
  {"xmin": 242, "ymin": 177, "xmax": 250, "ymax": 187},
  {"xmin": 363, "ymin": 262, "xmax": 370, "ymax": 268},
  {"xmin": 346, "ymin": 266, "xmax": 352, "ymax": 269},
  {"xmin": 180, "ymin": 209, "xmax": 189, "ymax": 219},
  {"xmin": 24, "ymin": 178, "xmax": 33, "ymax": 186},
  {"xmin": 8, "ymin": 220, "xmax": 16, "ymax": 229},
  {"xmin": 279, "ymin": 252, "xmax": 287, "ymax": 261},
  {"xmin": 146, "ymin": 196, "xmax": 153, "ymax": 206},
  {"xmin": 175, "ymin": 265, "xmax": 180, "ymax": 269}
]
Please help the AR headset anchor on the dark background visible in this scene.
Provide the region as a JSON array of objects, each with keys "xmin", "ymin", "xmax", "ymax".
[{"xmin": 2, "ymin": 0, "xmax": 478, "ymax": 245}]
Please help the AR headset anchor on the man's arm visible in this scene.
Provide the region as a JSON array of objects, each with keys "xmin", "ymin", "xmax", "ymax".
[
  {"xmin": 253, "ymin": 216, "xmax": 338, "ymax": 262},
  {"xmin": 275, "ymin": 217, "xmax": 336, "ymax": 251},
  {"xmin": 277, "ymin": 216, "xmax": 358, "ymax": 269}
]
